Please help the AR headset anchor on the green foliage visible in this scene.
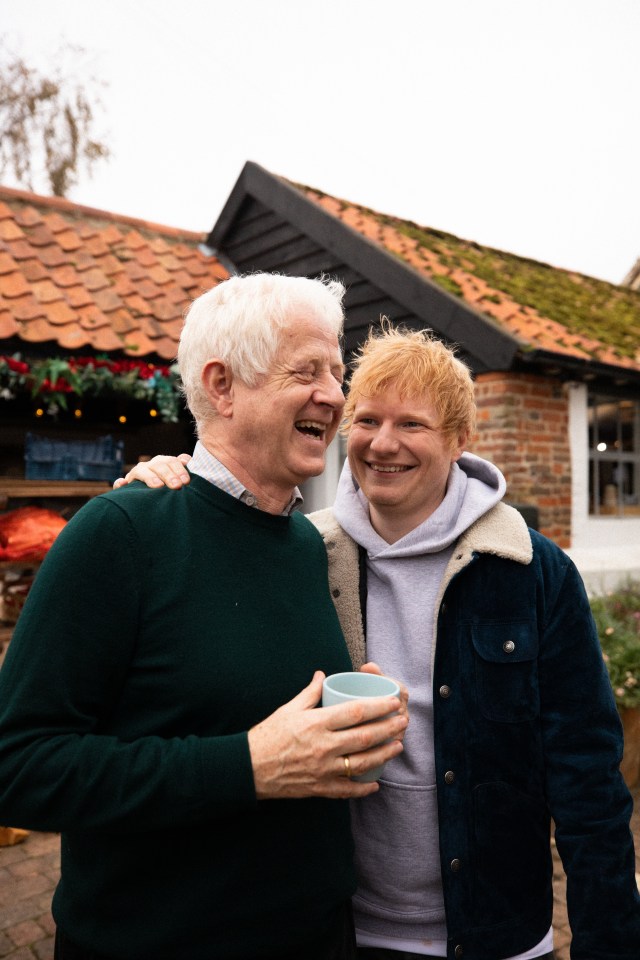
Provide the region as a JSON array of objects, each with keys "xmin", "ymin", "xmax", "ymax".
[
  {"xmin": 590, "ymin": 583, "xmax": 640, "ymax": 709},
  {"xmin": 0, "ymin": 353, "xmax": 183, "ymax": 423},
  {"xmin": 382, "ymin": 213, "xmax": 640, "ymax": 361},
  {"xmin": 0, "ymin": 40, "xmax": 110, "ymax": 196},
  {"xmin": 431, "ymin": 275, "xmax": 464, "ymax": 297}
]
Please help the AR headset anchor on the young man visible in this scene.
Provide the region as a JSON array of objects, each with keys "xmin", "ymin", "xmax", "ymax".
[
  {"xmin": 127, "ymin": 323, "xmax": 640, "ymax": 960},
  {"xmin": 0, "ymin": 275, "xmax": 407, "ymax": 960}
]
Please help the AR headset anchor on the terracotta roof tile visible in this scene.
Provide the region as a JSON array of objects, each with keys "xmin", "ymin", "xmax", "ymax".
[
  {"xmin": 150, "ymin": 336, "xmax": 178, "ymax": 359},
  {"xmin": 0, "ymin": 271, "xmax": 31, "ymax": 298},
  {"xmin": 183, "ymin": 259, "xmax": 211, "ymax": 278},
  {"xmin": 18, "ymin": 316, "xmax": 60, "ymax": 342},
  {"xmin": 168, "ymin": 268, "xmax": 199, "ymax": 290},
  {"xmin": 0, "ymin": 251, "xmax": 18, "ymax": 275},
  {"xmin": 123, "ymin": 293, "xmax": 149, "ymax": 315},
  {"xmin": 0, "ymin": 219, "xmax": 25, "ymax": 242},
  {"xmin": 88, "ymin": 327, "xmax": 124, "ymax": 351},
  {"xmin": 123, "ymin": 330, "xmax": 155, "ymax": 355},
  {"xmin": 42, "ymin": 212, "xmax": 71, "ymax": 233},
  {"xmin": 124, "ymin": 230, "xmax": 148, "ymax": 251},
  {"xmin": 0, "ymin": 185, "xmax": 228, "ymax": 361},
  {"xmin": 112, "ymin": 274, "xmax": 135, "ymax": 298},
  {"xmin": 158, "ymin": 252, "xmax": 185, "ymax": 273},
  {"xmin": 93, "ymin": 287, "xmax": 124, "ymax": 313},
  {"xmin": 148, "ymin": 264, "xmax": 172, "ymax": 286},
  {"xmin": 38, "ymin": 245, "xmax": 70, "ymax": 269},
  {"xmin": 33, "ymin": 279, "xmax": 64, "ymax": 304},
  {"xmin": 45, "ymin": 299, "xmax": 78, "ymax": 326},
  {"xmin": 77, "ymin": 305, "xmax": 111, "ymax": 330},
  {"xmin": 56, "ymin": 229, "xmax": 84, "ymax": 252},
  {"xmin": 135, "ymin": 278, "xmax": 163, "ymax": 300},
  {"xmin": 107, "ymin": 308, "xmax": 138, "ymax": 335},
  {"xmin": 66, "ymin": 285, "xmax": 95, "ymax": 309},
  {"xmin": 82, "ymin": 268, "xmax": 110, "ymax": 292},
  {"xmin": 98, "ymin": 253, "xmax": 125, "ymax": 277},
  {"xmin": 51, "ymin": 265, "xmax": 82, "ymax": 288},
  {"xmin": 135, "ymin": 247, "xmax": 159, "ymax": 268},
  {"xmin": 0, "ymin": 310, "xmax": 20, "ymax": 338},
  {"xmin": 149, "ymin": 296, "xmax": 183, "ymax": 321},
  {"xmin": 57, "ymin": 326, "xmax": 92, "ymax": 350},
  {"xmin": 28, "ymin": 225, "xmax": 57, "ymax": 247},
  {"xmin": 85, "ymin": 235, "xmax": 111, "ymax": 258},
  {"xmin": 99, "ymin": 225, "xmax": 124, "ymax": 245},
  {"xmin": 7, "ymin": 239, "xmax": 38, "ymax": 261},
  {"xmin": 150, "ymin": 237, "xmax": 171, "ymax": 255},
  {"xmin": 297, "ymin": 183, "xmax": 640, "ymax": 373},
  {"xmin": 13, "ymin": 205, "xmax": 43, "ymax": 227},
  {"xmin": 21, "ymin": 259, "xmax": 51, "ymax": 283}
]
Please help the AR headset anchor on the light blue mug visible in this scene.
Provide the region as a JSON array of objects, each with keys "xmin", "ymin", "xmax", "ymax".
[{"xmin": 322, "ymin": 672, "xmax": 400, "ymax": 782}]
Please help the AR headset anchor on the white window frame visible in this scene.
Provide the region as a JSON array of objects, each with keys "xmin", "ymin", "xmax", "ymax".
[{"xmin": 568, "ymin": 382, "xmax": 640, "ymax": 593}]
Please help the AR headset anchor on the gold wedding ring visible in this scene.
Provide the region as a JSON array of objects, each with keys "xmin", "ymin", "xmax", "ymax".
[{"xmin": 343, "ymin": 755, "xmax": 352, "ymax": 779}]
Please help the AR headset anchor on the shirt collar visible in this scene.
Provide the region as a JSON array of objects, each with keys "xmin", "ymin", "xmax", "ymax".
[{"xmin": 188, "ymin": 441, "xmax": 303, "ymax": 516}]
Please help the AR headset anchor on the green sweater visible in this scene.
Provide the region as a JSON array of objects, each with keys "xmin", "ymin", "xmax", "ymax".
[{"xmin": 0, "ymin": 476, "xmax": 355, "ymax": 959}]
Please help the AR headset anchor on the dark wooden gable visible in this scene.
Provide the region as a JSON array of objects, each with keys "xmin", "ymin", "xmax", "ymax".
[{"xmin": 206, "ymin": 162, "xmax": 520, "ymax": 371}]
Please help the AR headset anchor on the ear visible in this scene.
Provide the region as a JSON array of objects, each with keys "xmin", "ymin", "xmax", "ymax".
[
  {"xmin": 451, "ymin": 430, "xmax": 469, "ymax": 463},
  {"xmin": 201, "ymin": 359, "xmax": 234, "ymax": 418}
]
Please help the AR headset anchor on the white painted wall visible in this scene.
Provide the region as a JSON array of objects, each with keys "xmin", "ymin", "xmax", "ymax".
[
  {"xmin": 566, "ymin": 382, "xmax": 640, "ymax": 594},
  {"xmin": 299, "ymin": 434, "xmax": 345, "ymax": 514}
]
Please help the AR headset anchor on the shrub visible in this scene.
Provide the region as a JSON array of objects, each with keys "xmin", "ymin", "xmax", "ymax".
[{"xmin": 590, "ymin": 582, "xmax": 640, "ymax": 710}]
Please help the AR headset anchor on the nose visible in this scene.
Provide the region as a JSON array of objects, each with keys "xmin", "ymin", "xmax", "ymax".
[
  {"xmin": 369, "ymin": 423, "xmax": 400, "ymax": 455},
  {"xmin": 314, "ymin": 373, "xmax": 345, "ymax": 412}
]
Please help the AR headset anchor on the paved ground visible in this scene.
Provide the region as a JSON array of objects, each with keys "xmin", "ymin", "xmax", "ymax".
[{"xmin": 1, "ymin": 787, "xmax": 639, "ymax": 960}]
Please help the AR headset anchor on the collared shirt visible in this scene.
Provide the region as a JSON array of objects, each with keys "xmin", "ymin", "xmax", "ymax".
[{"xmin": 188, "ymin": 440, "xmax": 303, "ymax": 516}]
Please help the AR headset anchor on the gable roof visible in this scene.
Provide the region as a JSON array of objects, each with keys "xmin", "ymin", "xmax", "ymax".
[
  {"xmin": 208, "ymin": 162, "xmax": 640, "ymax": 390},
  {"xmin": 0, "ymin": 186, "xmax": 228, "ymax": 362}
]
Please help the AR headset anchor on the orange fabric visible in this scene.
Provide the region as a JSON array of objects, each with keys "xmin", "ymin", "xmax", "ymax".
[{"xmin": 0, "ymin": 506, "xmax": 67, "ymax": 561}]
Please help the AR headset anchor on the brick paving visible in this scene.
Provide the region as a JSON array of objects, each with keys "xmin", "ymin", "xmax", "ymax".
[{"xmin": 1, "ymin": 787, "xmax": 639, "ymax": 959}]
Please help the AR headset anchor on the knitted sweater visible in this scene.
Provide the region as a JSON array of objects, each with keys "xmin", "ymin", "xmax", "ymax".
[{"xmin": 0, "ymin": 476, "xmax": 355, "ymax": 960}]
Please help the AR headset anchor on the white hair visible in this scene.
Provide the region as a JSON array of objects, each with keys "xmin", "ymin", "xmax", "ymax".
[{"xmin": 177, "ymin": 272, "xmax": 345, "ymax": 427}]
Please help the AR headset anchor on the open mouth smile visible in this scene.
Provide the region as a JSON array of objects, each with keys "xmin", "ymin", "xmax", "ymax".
[
  {"xmin": 367, "ymin": 463, "xmax": 413, "ymax": 473},
  {"xmin": 295, "ymin": 419, "xmax": 327, "ymax": 440}
]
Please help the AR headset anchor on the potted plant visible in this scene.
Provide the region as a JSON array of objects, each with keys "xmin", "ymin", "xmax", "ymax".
[{"xmin": 590, "ymin": 582, "xmax": 640, "ymax": 788}]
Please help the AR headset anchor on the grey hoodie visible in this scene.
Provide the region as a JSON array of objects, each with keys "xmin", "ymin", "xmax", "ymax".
[{"xmin": 333, "ymin": 452, "xmax": 505, "ymax": 949}]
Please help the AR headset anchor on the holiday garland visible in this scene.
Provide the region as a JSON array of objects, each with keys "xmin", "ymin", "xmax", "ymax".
[{"xmin": 0, "ymin": 353, "xmax": 183, "ymax": 423}]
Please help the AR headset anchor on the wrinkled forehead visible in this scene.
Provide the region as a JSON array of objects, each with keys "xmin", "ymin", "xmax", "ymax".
[{"xmin": 275, "ymin": 312, "xmax": 344, "ymax": 362}]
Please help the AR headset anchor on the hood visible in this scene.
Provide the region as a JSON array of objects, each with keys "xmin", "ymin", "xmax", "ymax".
[{"xmin": 333, "ymin": 451, "xmax": 506, "ymax": 559}]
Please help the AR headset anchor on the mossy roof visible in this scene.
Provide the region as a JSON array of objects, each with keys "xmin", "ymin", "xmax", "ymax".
[{"xmin": 298, "ymin": 185, "xmax": 640, "ymax": 373}]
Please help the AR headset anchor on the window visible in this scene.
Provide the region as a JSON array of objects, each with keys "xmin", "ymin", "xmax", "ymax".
[{"xmin": 588, "ymin": 395, "xmax": 640, "ymax": 516}]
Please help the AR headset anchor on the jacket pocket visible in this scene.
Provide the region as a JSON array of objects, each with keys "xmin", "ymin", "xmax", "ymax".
[{"xmin": 471, "ymin": 621, "xmax": 539, "ymax": 722}]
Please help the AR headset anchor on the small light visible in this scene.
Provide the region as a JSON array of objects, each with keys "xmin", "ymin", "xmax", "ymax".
[
  {"xmin": 35, "ymin": 407, "xmax": 44, "ymax": 417},
  {"xmin": 118, "ymin": 415, "xmax": 127, "ymax": 424},
  {"xmin": 74, "ymin": 408, "xmax": 83, "ymax": 419},
  {"xmin": 149, "ymin": 408, "xmax": 158, "ymax": 418},
  {"xmin": 597, "ymin": 442, "xmax": 607, "ymax": 452}
]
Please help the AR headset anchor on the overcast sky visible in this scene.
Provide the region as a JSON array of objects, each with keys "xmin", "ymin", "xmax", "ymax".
[{"xmin": 2, "ymin": 0, "xmax": 639, "ymax": 286}]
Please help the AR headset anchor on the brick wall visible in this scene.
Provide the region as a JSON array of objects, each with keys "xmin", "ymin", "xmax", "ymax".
[{"xmin": 472, "ymin": 372, "xmax": 571, "ymax": 547}]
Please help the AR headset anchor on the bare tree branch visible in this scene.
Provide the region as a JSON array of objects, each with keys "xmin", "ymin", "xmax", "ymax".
[{"xmin": 0, "ymin": 41, "xmax": 110, "ymax": 196}]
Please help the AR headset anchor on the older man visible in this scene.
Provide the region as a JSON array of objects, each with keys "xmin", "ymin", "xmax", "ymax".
[
  {"xmin": 129, "ymin": 322, "xmax": 640, "ymax": 960},
  {"xmin": 0, "ymin": 274, "xmax": 407, "ymax": 960}
]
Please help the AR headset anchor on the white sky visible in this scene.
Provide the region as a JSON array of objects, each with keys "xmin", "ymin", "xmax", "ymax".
[{"xmin": 2, "ymin": 0, "xmax": 639, "ymax": 285}]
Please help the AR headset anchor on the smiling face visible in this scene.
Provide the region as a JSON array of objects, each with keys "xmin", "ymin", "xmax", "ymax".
[
  {"xmin": 347, "ymin": 388, "xmax": 467, "ymax": 542},
  {"xmin": 204, "ymin": 311, "xmax": 345, "ymax": 511}
]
